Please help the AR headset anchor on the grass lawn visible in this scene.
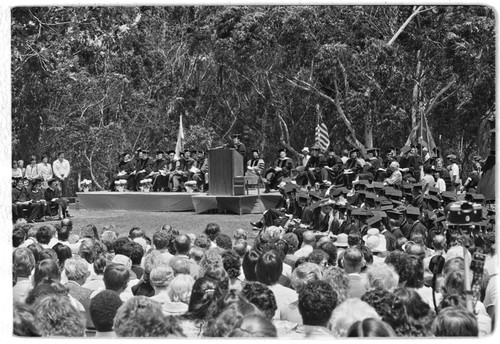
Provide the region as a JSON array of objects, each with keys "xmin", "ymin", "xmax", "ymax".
[{"xmin": 49, "ymin": 208, "xmax": 263, "ymax": 244}]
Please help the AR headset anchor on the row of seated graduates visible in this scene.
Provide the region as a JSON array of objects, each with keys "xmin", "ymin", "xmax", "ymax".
[
  {"xmin": 108, "ymin": 148, "xmax": 207, "ymax": 192},
  {"xmin": 257, "ymin": 177, "xmax": 494, "ymax": 253}
]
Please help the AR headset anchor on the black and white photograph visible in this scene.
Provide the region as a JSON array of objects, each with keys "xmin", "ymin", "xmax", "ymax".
[{"xmin": 3, "ymin": 1, "xmax": 498, "ymax": 339}]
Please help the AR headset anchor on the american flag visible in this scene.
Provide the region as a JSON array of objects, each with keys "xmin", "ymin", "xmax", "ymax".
[{"xmin": 315, "ymin": 120, "xmax": 330, "ymax": 152}]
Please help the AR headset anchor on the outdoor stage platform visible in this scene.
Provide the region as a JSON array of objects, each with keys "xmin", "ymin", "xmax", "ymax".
[{"xmin": 76, "ymin": 190, "xmax": 282, "ymax": 215}]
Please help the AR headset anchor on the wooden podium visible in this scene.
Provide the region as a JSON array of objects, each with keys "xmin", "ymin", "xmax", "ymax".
[{"xmin": 208, "ymin": 148, "xmax": 244, "ymax": 196}]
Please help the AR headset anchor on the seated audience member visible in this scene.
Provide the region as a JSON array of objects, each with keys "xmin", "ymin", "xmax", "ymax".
[
  {"xmin": 204, "ymin": 222, "xmax": 221, "ymax": 247},
  {"xmin": 233, "ymin": 239, "xmax": 249, "ymax": 258},
  {"xmin": 89, "ymin": 290, "xmax": 123, "ymax": 337},
  {"xmin": 33, "ymin": 294, "xmax": 86, "ymax": 337},
  {"xmin": 365, "ymin": 262, "xmax": 399, "ymax": 291},
  {"xmin": 384, "ymin": 250, "xmax": 413, "ymax": 287},
  {"xmin": 229, "ymin": 314, "xmax": 278, "ymax": 337},
  {"xmin": 283, "ymin": 262, "xmax": 322, "ymax": 324},
  {"xmin": 33, "ymin": 259, "xmax": 61, "ymax": 287},
  {"xmin": 193, "ymin": 233, "xmax": 212, "ymax": 250},
  {"xmin": 294, "ymin": 230, "xmax": 316, "ymax": 258},
  {"xmin": 296, "ymin": 280, "xmax": 338, "ymax": 338},
  {"xmin": 149, "ymin": 265, "xmax": 175, "ymax": 305},
  {"xmin": 13, "ymin": 247, "xmax": 36, "ymax": 303},
  {"xmin": 173, "ymin": 234, "xmax": 200, "ymax": 277},
  {"xmin": 164, "ymin": 274, "xmax": 195, "ymax": 316},
  {"xmin": 329, "ymin": 298, "xmax": 381, "ymax": 337},
  {"xmin": 203, "ymin": 300, "xmax": 264, "ymax": 337},
  {"xmin": 64, "ymin": 257, "xmax": 93, "ymax": 327},
  {"xmin": 83, "ymin": 252, "xmax": 113, "ymax": 291},
  {"xmin": 215, "ymin": 233, "xmax": 233, "ymax": 250},
  {"xmin": 342, "ymin": 247, "xmax": 368, "ymax": 298},
  {"xmin": 256, "ymin": 250, "xmax": 297, "ymax": 320},
  {"xmin": 242, "ymin": 249, "xmax": 260, "ymax": 282},
  {"xmin": 361, "ymin": 288, "xmax": 396, "ymax": 320},
  {"xmin": 384, "ymin": 287, "xmax": 435, "ymax": 337},
  {"xmin": 132, "ymin": 250, "xmax": 168, "ymax": 297},
  {"xmin": 202, "ymin": 265, "xmax": 230, "ymax": 294},
  {"xmin": 113, "ymin": 296, "xmax": 184, "ymax": 337},
  {"xmin": 321, "ymin": 266, "xmax": 350, "ymax": 305},
  {"xmin": 347, "ymin": 318, "xmax": 396, "ymax": 337},
  {"xmin": 222, "ymin": 249, "xmax": 243, "ymax": 291},
  {"xmin": 121, "ymin": 241, "xmax": 145, "ymax": 280},
  {"xmin": 178, "ymin": 277, "xmax": 223, "ymax": 337},
  {"xmin": 432, "ymin": 307, "xmax": 479, "ymax": 337},
  {"xmin": 241, "ymin": 281, "xmax": 278, "ymax": 321},
  {"xmin": 13, "ymin": 303, "xmax": 41, "ymax": 337},
  {"xmin": 169, "ymin": 256, "xmax": 191, "ymax": 276},
  {"xmin": 100, "ymin": 230, "xmax": 118, "ymax": 253},
  {"xmin": 198, "ymin": 247, "xmax": 224, "ymax": 278},
  {"xmin": 51, "ymin": 243, "xmax": 72, "ymax": 270},
  {"xmin": 35, "ymin": 226, "xmax": 52, "ymax": 249},
  {"xmin": 101, "ymin": 264, "xmax": 130, "ymax": 302},
  {"xmin": 152, "ymin": 230, "xmax": 174, "ymax": 262},
  {"xmin": 188, "ymin": 246, "xmax": 204, "ymax": 265},
  {"xmin": 438, "ymin": 293, "xmax": 491, "ymax": 336}
]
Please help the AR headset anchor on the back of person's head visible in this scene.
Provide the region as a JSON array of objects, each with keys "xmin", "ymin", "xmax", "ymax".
[
  {"xmin": 80, "ymin": 224, "xmax": 98, "ymax": 240},
  {"xmin": 173, "ymin": 234, "xmax": 191, "ymax": 255},
  {"xmin": 318, "ymin": 242, "xmax": 338, "ymax": 266},
  {"xmin": 33, "ymin": 259, "xmax": 60, "ymax": 286},
  {"xmin": 242, "ymin": 249, "xmax": 260, "ymax": 282},
  {"xmin": 204, "ymin": 222, "xmax": 221, "ymax": 241},
  {"xmin": 255, "ymin": 250, "xmax": 283, "ymax": 285},
  {"xmin": 291, "ymin": 262, "xmax": 322, "ymax": 293},
  {"xmin": 167, "ymin": 274, "xmax": 195, "ymax": 304},
  {"xmin": 78, "ymin": 238, "xmax": 97, "ymax": 263},
  {"xmin": 348, "ymin": 231, "xmax": 362, "ymax": 247},
  {"xmin": 392, "ymin": 287, "xmax": 432, "ymax": 321},
  {"xmin": 57, "ymin": 226, "xmax": 71, "ymax": 242},
  {"xmin": 307, "ymin": 248, "xmax": 330, "ymax": 267},
  {"xmin": 384, "ymin": 250, "xmax": 413, "ymax": 286},
  {"xmin": 442, "ymin": 257, "xmax": 465, "ymax": 278},
  {"xmin": 343, "ymin": 247, "xmax": 365, "ymax": 273},
  {"xmin": 149, "ymin": 265, "xmax": 174, "ymax": 289},
  {"xmin": 361, "ymin": 288, "xmax": 396, "ymax": 320},
  {"xmin": 432, "ymin": 307, "xmax": 478, "ymax": 336},
  {"xmin": 233, "ymin": 228, "xmax": 248, "ymax": 241},
  {"xmin": 60, "ymin": 218, "xmax": 73, "ymax": 231},
  {"xmin": 405, "ymin": 255, "xmax": 425, "ymax": 289},
  {"xmin": 298, "ymin": 280, "xmax": 338, "ymax": 327},
  {"xmin": 198, "ymin": 247, "xmax": 224, "ymax": 276},
  {"xmin": 13, "ymin": 227, "xmax": 26, "ymax": 248},
  {"xmin": 52, "ymin": 243, "xmax": 72, "ymax": 269},
  {"xmin": 121, "ymin": 241, "xmax": 144, "ymax": 266},
  {"xmin": 443, "ymin": 270, "xmax": 465, "ymax": 295},
  {"xmin": 128, "ymin": 227, "xmax": 145, "ymax": 240},
  {"xmin": 321, "ymin": 266, "xmax": 350, "ymax": 304},
  {"xmin": 113, "ymin": 296, "xmax": 183, "ymax": 337},
  {"xmin": 222, "ymin": 249, "xmax": 241, "ymax": 279},
  {"xmin": 302, "ymin": 230, "xmax": 316, "ymax": 245},
  {"xmin": 143, "ymin": 249, "xmax": 169, "ymax": 276},
  {"xmin": 229, "ymin": 314, "xmax": 277, "ymax": 337},
  {"xmin": 241, "ymin": 281, "xmax": 277, "ymax": 320},
  {"xmin": 13, "ymin": 247, "xmax": 35, "ymax": 278},
  {"xmin": 33, "ymin": 294, "xmax": 86, "ymax": 336},
  {"xmin": 112, "ymin": 236, "xmax": 130, "ymax": 255},
  {"xmin": 35, "ymin": 226, "xmax": 52, "ymax": 245},
  {"xmin": 13, "ymin": 303, "xmax": 40, "ymax": 336},
  {"xmin": 203, "ymin": 265, "xmax": 230, "ymax": 293},
  {"xmin": 188, "ymin": 246, "xmax": 204, "ymax": 263},
  {"xmin": 64, "ymin": 257, "xmax": 89, "ymax": 282},
  {"xmin": 233, "ymin": 239, "xmax": 248, "ymax": 257},
  {"xmin": 27, "ymin": 242, "xmax": 44, "ymax": 264},
  {"xmin": 39, "ymin": 248, "xmax": 57, "ymax": 262},
  {"xmin": 93, "ymin": 252, "xmax": 113, "ymax": 275},
  {"xmin": 203, "ymin": 300, "xmax": 262, "ymax": 337},
  {"xmin": 194, "ymin": 233, "xmax": 211, "ymax": 250},
  {"xmin": 169, "ymin": 256, "xmax": 191, "ymax": 275},
  {"xmin": 101, "ymin": 230, "xmax": 118, "ymax": 252},
  {"xmin": 365, "ymin": 262, "xmax": 399, "ymax": 291},
  {"xmin": 329, "ymin": 298, "xmax": 380, "ymax": 337},
  {"xmin": 90, "ymin": 290, "xmax": 123, "ymax": 332},
  {"xmin": 407, "ymin": 243, "xmax": 426, "ymax": 260},
  {"xmin": 104, "ymin": 264, "xmax": 130, "ymax": 293},
  {"xmin": 215, "ymin": 233, "xmax": 232, "ymax": 250},
  {"xmin": 282, "ymin": 232, "xmax": 299, "ymax": 253},
  {"xmin": 25, "ymin": 278, "xmax": 68, "ymax": 305},
  {"xmin": 395, "ymin": 237, "xmax": 408, "ymax": 251},
  {"xmin": 187, "ymin": 276, "xmax": 222, "ymax": 319},
  {"xmin": 347, "ymin": 318, "xmax": 396, "ymax": 337},
  {"xmin": 152, "ymin": 230, "xmax": 170, "ymax": 250}
]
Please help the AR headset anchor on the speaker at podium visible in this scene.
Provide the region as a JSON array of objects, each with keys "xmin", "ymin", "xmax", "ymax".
[{"xmin": 208, "ymin": 148, "xmax": 245, "ymax": 196}]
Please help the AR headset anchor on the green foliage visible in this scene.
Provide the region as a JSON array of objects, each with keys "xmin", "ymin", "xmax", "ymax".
[{"xmin": 12, "ymin": 6, "xmax": 494, "ymax": 193}]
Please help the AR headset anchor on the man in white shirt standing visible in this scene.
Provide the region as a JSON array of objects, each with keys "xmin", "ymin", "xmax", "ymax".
[
  {"xmin": 53, "ymin": 151, "xmax": 71, "ymax": 197},
  {"xmin": 446, "ymin": 154, "xmax": 460, "ymax": 192}
]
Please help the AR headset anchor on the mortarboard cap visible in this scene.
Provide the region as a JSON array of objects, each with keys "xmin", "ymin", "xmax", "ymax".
[
  {"xmin": 366, "ymin": 215, "xmax": 383, "ymax": 227},
  {"xmin": 428, "ymin": 187, "xmax": 440, "ymax": 196},
  {"xmin": 405, "ymin": 206, "xmax": 421, "ymax": 216}
]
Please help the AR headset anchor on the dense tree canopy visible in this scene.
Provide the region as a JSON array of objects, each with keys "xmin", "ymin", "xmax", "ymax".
[{"xmin": 11, "ymin": 5, "xmax": 495, "ymax": 194}]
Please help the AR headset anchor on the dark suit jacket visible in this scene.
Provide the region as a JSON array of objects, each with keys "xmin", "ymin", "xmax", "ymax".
[{"xmin": 65, "ymin": 281, "xmax": 94, "ymax": 328}]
